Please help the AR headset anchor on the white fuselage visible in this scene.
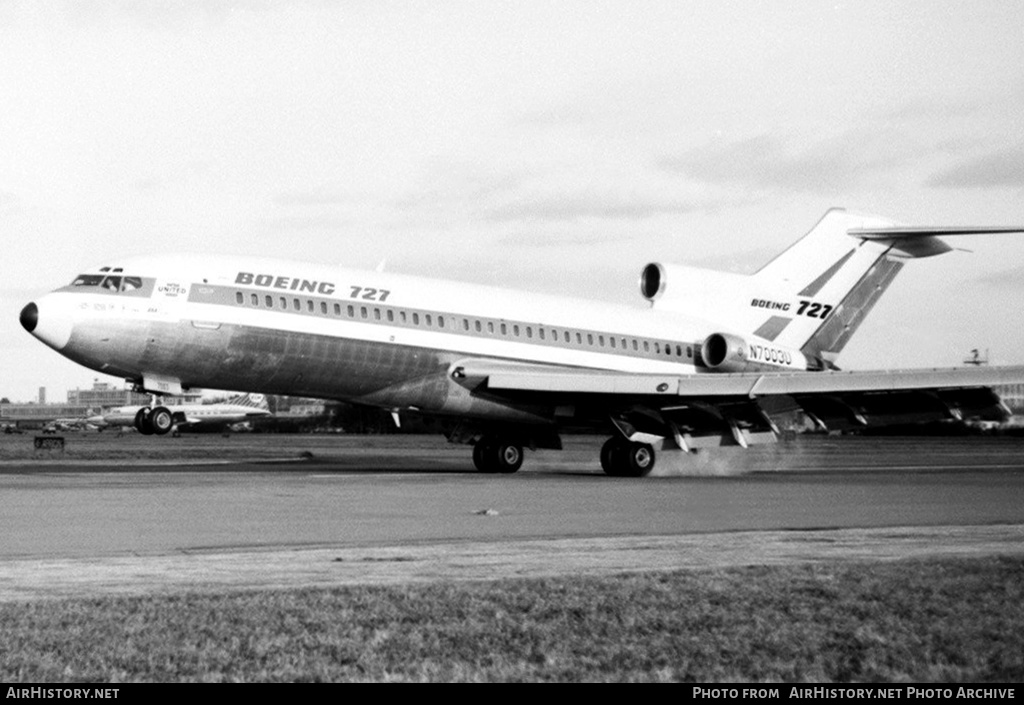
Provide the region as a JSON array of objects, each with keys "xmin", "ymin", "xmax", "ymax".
[{"xmin": 22, "ymin": 253, "xmax": 790, "ymax": 427}]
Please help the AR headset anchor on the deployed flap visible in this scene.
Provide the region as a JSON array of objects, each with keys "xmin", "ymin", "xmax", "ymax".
[{"xmin": 792, "ymin": 387, "xmax": 1007, "ymax": 432}]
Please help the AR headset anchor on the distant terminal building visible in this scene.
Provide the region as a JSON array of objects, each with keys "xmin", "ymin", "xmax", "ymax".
[
  {"xmin": 67, "ymin": 379, "xmax": 203, "ymax": 407},
  {"xmin": 67, "ymin": 381, "xmax": 149, "ymax": 407},
  {"xmin": 1, "ymin": 403, "xmax": 93, "ymax": 424}
]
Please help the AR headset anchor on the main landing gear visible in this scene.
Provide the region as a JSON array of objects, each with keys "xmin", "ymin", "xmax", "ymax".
[
  {"xmin": 134, "ymin": 406, "xmax": 174, "ymax": 436},
  {"xmin": 600, "ymin": 437, "xmax": 656, "ymax": 477},
  {"xmin": 472, "ymin": 436, "xmax": 524, "ymax": 474},
  {"xmin": 466, "ymin": 433, "xmax": 656, "ymax": 477}
]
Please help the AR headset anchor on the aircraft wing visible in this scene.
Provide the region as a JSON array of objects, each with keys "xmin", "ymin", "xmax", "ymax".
[{"xmin": 451, "ymin": 359, "xmax": 1024, "ymax": 448}]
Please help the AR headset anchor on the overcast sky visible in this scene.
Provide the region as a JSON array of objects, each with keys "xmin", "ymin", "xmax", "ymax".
[{"xmin": 2, "ymin": 1, "xmax": 1023, "ymax": 403}]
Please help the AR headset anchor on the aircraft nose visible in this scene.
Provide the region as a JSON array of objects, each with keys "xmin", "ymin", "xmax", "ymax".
[
  {"xmin": 20, "ymin": 295, "xmax": 73, "ymax": 350},
  {"xmin": 20, "ymin": 302, "xmax": 38, "ymax": 333}
]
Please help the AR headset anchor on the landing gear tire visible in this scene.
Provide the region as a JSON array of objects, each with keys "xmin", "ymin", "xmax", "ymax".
[
  {"xmin": 624, "ymin": 442, "xmax": 655, "ymax": 477},
  {"xmin": 600, "ymin": 437, "xmax": 623, "ymax": 475},
  {"xmin": 149, "ymin": 406, "xmax": 173, "ymax": 435},
  {"xmin": 493, "ymin": 442, "xmax": 523, "ymax": 474},
  {"xmin": 473, "ymin": 441, "xmax": 495, "ymax": 473},
  {"xmin": 134, "ymin": 408, "xmax": 154, "ymax": 435},
  {"xmin": 134, "ymin": 407, "xmax": 173, "ymax": 436},
  {"xmin": 473, "ymin": 438, "xmax": 524, "ymax": 474},
  {"xmin": 601, "ymin": 437, "xmax": 655, "ymax": 477}
]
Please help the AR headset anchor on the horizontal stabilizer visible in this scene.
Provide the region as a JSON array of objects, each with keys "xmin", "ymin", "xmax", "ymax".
[
  {"xmin": 848, "ymin": 225, "xmax": 1024, "ymax": 258},
  {"xmin": 849, "ymin": 226, "xmax": 1024, "ymax": 238}
]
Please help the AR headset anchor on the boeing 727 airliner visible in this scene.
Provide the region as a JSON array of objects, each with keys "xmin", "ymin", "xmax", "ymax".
[{"xmin": 19, "ymin": 209, "xmax": 1024, "ymax": 475}]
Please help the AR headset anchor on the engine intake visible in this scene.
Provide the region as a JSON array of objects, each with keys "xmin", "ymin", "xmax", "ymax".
[
  {"xmin": 700, "ymin": 332, "xmax": 806, "ymax": 373},
  {"xmin": 639, "ymin": 263, "xmax": 665, "ymax": 301},
  {"xmin": 702, "ymin": 332, "xmax": 742, "ymax": 369}
]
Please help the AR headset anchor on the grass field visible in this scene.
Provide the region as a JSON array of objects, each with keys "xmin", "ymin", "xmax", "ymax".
[{"xmin": 2, "ymin": 556, "xmax": 1022, "ymax": 682}]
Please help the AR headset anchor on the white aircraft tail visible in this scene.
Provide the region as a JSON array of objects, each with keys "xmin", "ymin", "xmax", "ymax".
[
  {"xmin": 227, "ymin": 393, "xmax": 269, "ymax": 409},
  {"xmin": 749, "ymin": 209, "xmax": 911, "ymax": 366},
  {"xmin": 643, "ymin": 208, "xmax": 1023, "ymax": 369}
]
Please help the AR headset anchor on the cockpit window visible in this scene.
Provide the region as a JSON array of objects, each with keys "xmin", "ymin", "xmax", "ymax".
[
  {"xmin": 69, "ymin": 274, "xmax": 146, "ymax": 292},
  {"xmin": 71, "ymin": 274, "xmax": 105, "ymax": 287}
]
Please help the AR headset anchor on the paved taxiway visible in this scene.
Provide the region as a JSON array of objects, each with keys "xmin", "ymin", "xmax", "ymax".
[{"xmin": 1, "ymin": 434, "xmax": 1023, "ymax": 600}]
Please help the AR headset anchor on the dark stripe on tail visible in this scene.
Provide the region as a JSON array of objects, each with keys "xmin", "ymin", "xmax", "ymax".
[
  {"xmin": 753, "ymin": 316, "xmax": 792, "ymax": 342},
  {"xmin": 797, "ymin": 249, "xmax": 855, "ymax": 297}
]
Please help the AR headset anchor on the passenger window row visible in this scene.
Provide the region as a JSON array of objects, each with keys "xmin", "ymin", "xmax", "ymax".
[{"xmin": 234, "ymin": 290, "xmax": 693, "ymax": 360}]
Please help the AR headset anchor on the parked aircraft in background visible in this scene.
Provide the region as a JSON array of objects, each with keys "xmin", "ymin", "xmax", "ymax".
[
  {"xmin": 19, "ymin": 208, "xmax": 1024, "ymax": 475},
  {"xmin": 41, "ymin": 418, "xmax": 96, "ymax": 433},
  {"xmin": 86, "ymin": 393, "xmax": 271, "ymax": 435}
]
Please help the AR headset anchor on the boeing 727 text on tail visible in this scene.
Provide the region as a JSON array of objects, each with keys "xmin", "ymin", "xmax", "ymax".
[{"xmin": 19, "ymin": 209, "xmax": 1024, "ymax": 475}]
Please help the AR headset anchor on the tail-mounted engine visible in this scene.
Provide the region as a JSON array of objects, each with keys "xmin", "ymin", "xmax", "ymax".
[
  {"xmin": 639, "ymin": 262, "xmax": 753, "ymax": 319},
  {"xmin": 639, "ymin": 263, "xmax": 667, "ymax": 301},
  {"xmin": 700, "ymin": 332, "xmax": 808, "ymax": 373},
  {"xmin": 640, "ymin": 263, "xmax": 809, "ymax": 372}
]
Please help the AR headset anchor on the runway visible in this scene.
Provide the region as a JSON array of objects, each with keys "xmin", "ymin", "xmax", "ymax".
[{"xmin": 2, "ymin": 434, "xmax": 1023, "ymax": 601}]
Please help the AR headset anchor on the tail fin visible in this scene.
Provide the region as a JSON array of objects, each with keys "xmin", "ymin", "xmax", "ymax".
[
  {"xmin": 645, "ymin": 208, "xmax": 1023, "ymax": 369},
  {"xmin": 751, "ymin": 209, "xmax": 906, "ymax": 366},
  {"xmin": 753, "ymin": 209, "xmax": 1024, "ymax": 366}
]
